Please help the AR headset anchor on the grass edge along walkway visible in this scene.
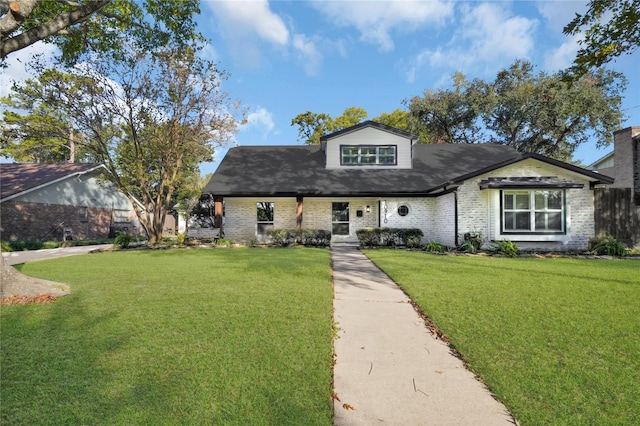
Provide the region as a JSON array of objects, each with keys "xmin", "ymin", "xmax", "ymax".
[
  {"xmin": 363, "ymin": 249, "xmax": 640, "ymax": 426},
  {"xmin": 1, "ymin": 248, "xmax": 335, "ymax": 425}
]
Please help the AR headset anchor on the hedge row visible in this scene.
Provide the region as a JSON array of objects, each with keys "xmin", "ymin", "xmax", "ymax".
[
  {"xmin": 355, "ymin": 227, "xmax": 423, "ymax": 248},
  {"xmin": 266, "ymin": 229, "xmax": 332, "ymax": 247}
]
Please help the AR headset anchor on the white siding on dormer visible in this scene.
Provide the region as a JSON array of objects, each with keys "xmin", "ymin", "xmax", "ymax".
[{"xmin": 325, "ymin": 127, "xmax": 413, "ymax": 169}]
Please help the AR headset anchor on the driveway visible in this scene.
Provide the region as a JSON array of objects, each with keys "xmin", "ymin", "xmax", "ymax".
[{"xmin": 1, "ymin": 244, "xmax": 111, "ymax": 266}]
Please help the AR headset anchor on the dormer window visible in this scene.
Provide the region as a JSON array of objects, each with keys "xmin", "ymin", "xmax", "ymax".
[{"xmin": 341, "ymin": 145, "xmax": 397, "ymax": 166}]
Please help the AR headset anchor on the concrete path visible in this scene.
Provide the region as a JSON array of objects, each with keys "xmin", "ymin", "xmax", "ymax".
[
  {"xmin": 332, "ymin": 246, "xmax": 516, "ymax": 425},
  {"xmin": 1, "ymin": 244, "xmax": 111, "ymax": 266}
]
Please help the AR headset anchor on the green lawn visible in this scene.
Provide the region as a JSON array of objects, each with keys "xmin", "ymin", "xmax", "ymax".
[
  {"xmin": 363, "ymin": 250, "xmax": 640, "ymax": 426},
  {"xmin": 1, "ymin": 248, "xmax": 334, "ymax": 425}
]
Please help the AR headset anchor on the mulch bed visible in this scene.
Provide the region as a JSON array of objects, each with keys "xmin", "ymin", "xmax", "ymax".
[{"xmin": 0, "ymin": 293, "xmax": 60, "ymax": 306}]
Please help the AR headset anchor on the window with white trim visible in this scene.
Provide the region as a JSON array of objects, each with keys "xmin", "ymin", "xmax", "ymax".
[
  {"xmin": 257, "ymin": 202, "xmax": 274, "ymax": 235},
  {"xmin": 341, "ymin": 145, "xmax": 396, "ymax": 165},
  {"xmin": 502, "ymin": 190, "xmax": 565, "ymax": 233}
]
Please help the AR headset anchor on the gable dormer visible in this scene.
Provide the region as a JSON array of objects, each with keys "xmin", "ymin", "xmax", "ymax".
[{"xmin": 321, "ymin": 121, "xmax": 418, "ymax": 169}]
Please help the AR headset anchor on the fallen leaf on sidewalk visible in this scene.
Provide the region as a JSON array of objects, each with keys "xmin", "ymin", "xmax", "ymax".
[
  {"xmin": 332, "ymin": 393, "xmax": 341, "ymax": 401},
  {"xmin": 342, "ymin": 403, "xmax": 356, "ymax": 411}
]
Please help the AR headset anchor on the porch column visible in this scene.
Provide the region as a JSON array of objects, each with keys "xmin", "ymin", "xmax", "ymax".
[
  {"xmin": 296, "ymin": 196, "xmax": 304, "ymax": 230},
  {"xmin": 214, "ymin": 196, "xmax": 224, "ymax": 232}
]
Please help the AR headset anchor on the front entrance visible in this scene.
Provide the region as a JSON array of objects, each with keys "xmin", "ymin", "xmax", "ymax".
[{"xmin": 332, "ymin": 202, "xmax": 350, "ymax": 240}]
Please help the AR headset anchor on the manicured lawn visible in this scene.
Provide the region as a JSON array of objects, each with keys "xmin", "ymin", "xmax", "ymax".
[
  {"xmin": 363, "ymin": 250, "xmax": 640, "ymax": 426},
  {"xmin": 1, "ymin": 248, "xmax": 334, "ymax": 425}
]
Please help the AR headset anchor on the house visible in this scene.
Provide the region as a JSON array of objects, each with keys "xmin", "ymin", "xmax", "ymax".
[
  {"xmin": 589, "ymin": 126, "xmax": 640, "ymax": 247},
  {"xmin": 204, "ymin": 121, "xmax": 614, "ymax": 250},
  {"xmin": 0, "ymin": 163, "xmax": 140, "ymax": 242}
]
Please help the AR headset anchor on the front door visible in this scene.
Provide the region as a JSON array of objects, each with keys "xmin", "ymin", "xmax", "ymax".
[{"xmin": 332, "ymin": 202, "xmax": 350, "ymax": 240}]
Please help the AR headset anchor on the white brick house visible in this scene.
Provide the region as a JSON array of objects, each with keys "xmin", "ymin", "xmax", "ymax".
[{"xmin": 204, "ymin": 121, "xmax": 613, "ymax": 250}]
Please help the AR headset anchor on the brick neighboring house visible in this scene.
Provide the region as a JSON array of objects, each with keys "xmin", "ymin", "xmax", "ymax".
[
  {"xmin": 204, "ymin": 121, "xmax": 614, "ymax": 251},
  {"xmin": 0, "ymin": 163, "xmax": 140, "ymax": 242}
]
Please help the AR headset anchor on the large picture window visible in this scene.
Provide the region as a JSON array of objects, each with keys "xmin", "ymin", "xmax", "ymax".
[
  {"xmin": 257, "ymin": 202, "xmax": 274, "ymax": 235},
  {"xmin": 341, "ymin": 145, "xmax": 396, "ymax": 166},
  {"xmin": 332, "ymin": 202, "xmax": 350, "ymax": 235},
  {"xmin": 502, "ymin": 190, "xmax": 565, "ymax": 233}
]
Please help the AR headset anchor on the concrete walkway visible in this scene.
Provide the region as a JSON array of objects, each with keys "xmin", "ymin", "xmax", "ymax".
[
  {"xmin": 1, "ymin": 244, "xmax": 111, "ymax": 266},
  {"xmin": 332, "ymin": 246, "xmax": 516, "ymax": 425}
]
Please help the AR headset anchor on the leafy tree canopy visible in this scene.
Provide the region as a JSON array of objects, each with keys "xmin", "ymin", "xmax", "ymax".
[
  {"xmin": 1, "ymin": 69, "xmax": 96, "ymax": 162},
  {"xmin": 2, "ymin": 39, "xmax": 245, "ymax": 244},
  {"xmin": 0, "ymin": 0, "xmax": 203, "ymax": 64},
  {"xmin": 407, "ymin": 60, "xmax": 626, "ymax": 161},
  {"xmin": 291, "ymin": 106, "xmax": 367, "ymax": 145},
  {"xmin": 563, "ymin": 0, "xmax": 640, "ymax": 78}
]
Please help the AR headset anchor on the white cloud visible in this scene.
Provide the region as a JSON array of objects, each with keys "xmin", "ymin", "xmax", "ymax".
[
  {"xmin": 0, "ymin": 41, "xmax": 58, "ymax": 98},
  {"xmin": 241, "ymin": 106, "xmax": 275, "ymax": 139},
  {"xmin": 312, "ymin": 0, "xmax": 454, "ymax": 52},
  {"xmin": 536, "ymin": 1, "xmax": 587, "ymax": 34},
  {"xmin": 207, "ymin": 1, "xmax": 289, "ymax": 46},
  {"xmin": 293, "ymin": 34, "xmax": 323, "ymax": 76},
  {"xmin": 404, "ymin": 3, "xmax": 537, "ymax": 82},
  {"xmin": 544, "ymin": 34, "xmax": 581, "ymax": 72}
]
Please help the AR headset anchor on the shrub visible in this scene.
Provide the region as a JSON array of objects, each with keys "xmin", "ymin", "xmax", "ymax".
[
  {"xmin": 491, "ymin": 240, "xmax": 520, "ymax": 257},
  {"xmin": 356, "ymin": 228, "xmax": 423, "ymax": 248},
  {"xmin": 267, "ymin": 229, "xmax": 331, "ymax": 247},
  {"xmin": 1, "ymin": 240, "xmax": 12, "ymax": 252},
  {"xmin": 396, "ymin": 228, "xmax": 424, "ymax": 248},
  {"xmin": 459, "ymin": 232, "xmax": 482, "ymax": 253},
  {"xmin": 42, "ymin": 241, "xmax": 60, "ymax": 249},
  {"xmin": 176, "ymin": 233, "xmax": 187, "ymax": 245},
  {"xmin": 267, "ymin": 229, "xmax": 295, "ymax": 247},
  {"xmin": 589, "ymin": 235, "xmax": 628, "ymax": 256},
  {"xmin": 114, "ymin": 231, "xmax": 134, "ymax": 249},
  {"xmin": 356, "ymin": 228, "xmax": 381, "ymax": 248},
  {"xmin": 424, "ymin": 241, "xmax": 445, "ymax": 253},
  {"xmin": 300, "ymin": 229, "xmax": 331, "ymax": 247}
]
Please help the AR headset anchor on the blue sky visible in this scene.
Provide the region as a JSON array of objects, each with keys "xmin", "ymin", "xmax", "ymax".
[
  {"xmin": 2, "ymin": 1, "xmax": 638, "ymax": 175},
  {"xmin": 197, "ymin": 0, "xmax": 639, "ymax": 175}
]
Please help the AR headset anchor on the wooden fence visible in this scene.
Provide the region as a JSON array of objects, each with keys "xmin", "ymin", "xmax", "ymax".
[{"xmin": 594, "ymin": 188, "xmax": 639, "ymax": 247}]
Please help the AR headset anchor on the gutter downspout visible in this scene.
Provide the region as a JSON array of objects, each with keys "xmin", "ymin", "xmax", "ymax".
[{"xmin": 454, "ymin": 189, "xmax": 459, "ymax": 247}]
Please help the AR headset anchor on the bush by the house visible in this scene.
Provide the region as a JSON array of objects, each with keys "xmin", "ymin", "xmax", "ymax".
[
  {"xmin": 114, "ymin": 231, "xmax": 134, "ymax": 249},
  {"xmin": 588, "ymin": 235, "xmax": 628, "ymax": 257},
  {"xmin": 459, "ymin": 232, "xmax": 482, "ymax": 253},
  {"xmin": 424, "ymin": 240, "xmax": 446, "ymax": 253},
  {"xmin": 491, "ymin": 240, "xmax": 520, "ymax": 257},
  {"xmin": 355, "ymin": 228, "xmax": 381, "ymax": 247},
  {"xmin": 266, "ymin": 229, "xmax": 331, "ymax": 247},
  {"xmin": 355, "ymin": 228, "xmax": 423, "ymax": 248}
]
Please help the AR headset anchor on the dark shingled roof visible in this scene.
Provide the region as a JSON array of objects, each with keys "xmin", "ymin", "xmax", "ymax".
[
  {"xmin": 0, "ymin": 163, "xmax": 104, "ymax": 201},
  {"xmin": 205, "ymin": 143, "xmax": 614, "ymax": 197}
]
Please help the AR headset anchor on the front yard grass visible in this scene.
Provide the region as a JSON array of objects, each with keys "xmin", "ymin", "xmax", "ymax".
[
  {"xmin": 1, "ymin": 248, "xmax": 334, "ymax": 425},
  {"xmin": 363, "ymin": 250, "xmax": 640, "ymax": 426}
]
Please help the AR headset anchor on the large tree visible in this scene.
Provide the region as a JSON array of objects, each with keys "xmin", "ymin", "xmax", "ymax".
[
  {"xmin": 407, "ymin": 60, "xmax": 626, "ymax": 161},
  {"xmin": 291, "ymin": 106, "xmax": 367, "ymax": 145},
  {"xmin": 4, "ymin": 41, "xmax": 244, "ymax": 244},
  {"xmin": 0, "ymin": 0, "xmax": 202, "ymax": 63},
  {"xmin": 1, "ymin": 69, "xmax": 95, "ymax": 162},
  {"xmin": 563, "ymin": 0, "xmax": 640, "ymax": 78}
]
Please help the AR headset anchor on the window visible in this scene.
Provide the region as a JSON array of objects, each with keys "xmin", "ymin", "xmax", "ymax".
[
  {"xmin": 257, "ymin": 202, "xmax": 274, "ymax": 235},
  {"xmin": 502, "ymin": 190, "xmax": 564, "ymax": 233},
  {"xmin": 332, "ymin": 202, "xmax": 350, "ymax": 235},
  {"xmin": 341, "ymin": 145, "xmax": 396, "ymax": 166},
  {"xmin": 397, "ymin": 205, "xmax": 409, "ymax": 217}
]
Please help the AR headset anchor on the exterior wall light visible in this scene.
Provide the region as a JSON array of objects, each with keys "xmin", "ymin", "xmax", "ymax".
[{"xmin": 366, "ymin": 205, "xmax": 370, "ymax": 213}]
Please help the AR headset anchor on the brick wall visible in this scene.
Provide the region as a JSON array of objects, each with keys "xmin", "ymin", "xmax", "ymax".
[
  {"xmin": 457, "ymin": 159, "xmax": 596, "ymax": 251},
  {"xmin": 1, "ymin": 201, "xmax": 118, "ymax": 241}
]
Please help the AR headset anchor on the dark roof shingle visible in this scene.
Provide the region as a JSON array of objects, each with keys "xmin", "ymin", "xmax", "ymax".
[
  {"xmin": 0, "ymin": 163, "xmax": 103, "ymax": 200},
  {"xmin": 205, "ymin": 144, "xmax": 526, "ymax": 196}
]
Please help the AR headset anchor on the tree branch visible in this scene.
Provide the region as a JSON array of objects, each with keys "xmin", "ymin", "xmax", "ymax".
[{"xmin": 1, "ymin": 0, "xmax": 111, "ymax": 59}]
